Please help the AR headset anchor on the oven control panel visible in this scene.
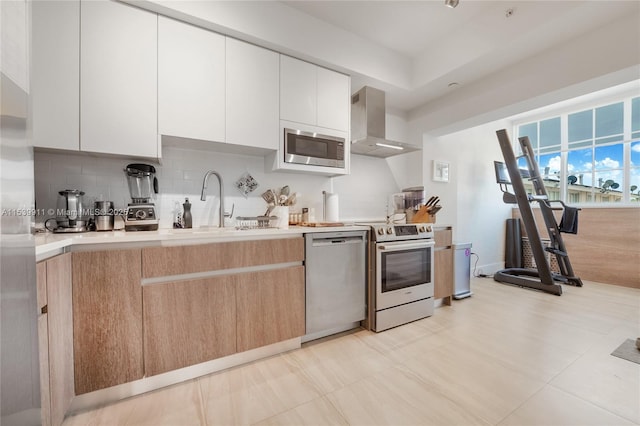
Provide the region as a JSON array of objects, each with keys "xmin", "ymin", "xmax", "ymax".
[{"xmin": 370, "ymin": 223, "xmax": 433, "ymax": 242}]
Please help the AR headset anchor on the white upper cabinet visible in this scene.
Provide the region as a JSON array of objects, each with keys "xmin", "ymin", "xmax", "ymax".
[
  {"xmin": 226, "ymin": 38, "xmax": 279, "ymax": 150},
  {"xmin": 317, "ymin": 66, "xmax": 350, "ymax": 132},
  {"xmin": 280, "ymin": 56, "xmax": 317, "ymax": 127},
  {"xmin": 80, "ymin": 1, "xmax": 158, "ymax": 158},
  {"xmin": 32, "ymin": 0, "xmax": 79, "ymax": 151},
  {"xmin": 280, "ymin": 55, "xmax": 349, "ymax": 133},
  {"xmin": 158, "ymin": 16, "xmax": 225, "ymax": 143}
]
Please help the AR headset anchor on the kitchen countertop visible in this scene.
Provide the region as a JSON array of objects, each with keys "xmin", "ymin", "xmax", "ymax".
[{"xmin": 35, "ymin": 225, "xmax": 370, "ymax": 261}]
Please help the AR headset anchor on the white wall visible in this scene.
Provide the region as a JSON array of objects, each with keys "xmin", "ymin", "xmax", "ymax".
[
  {"xmin": 419, "ymin": 119, "xmax": 514, "ymax": 274},
  {"xmin": 34, "ymin": 145, "xmax": 404, "ymax": 228},
  {"xmin": 384, "ymin": 109, "xmax": 423, "ymax": 192}
]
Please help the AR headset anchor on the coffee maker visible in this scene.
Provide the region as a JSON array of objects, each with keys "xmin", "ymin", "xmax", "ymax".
[{"xmin": 124, "ymin": 163, "xmax": 159, "ymax": 231}]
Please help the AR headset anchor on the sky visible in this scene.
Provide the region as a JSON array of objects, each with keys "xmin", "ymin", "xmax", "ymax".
[{"xmin": 532, "ymin": 141, "xmax": 640, "ymax": 191}]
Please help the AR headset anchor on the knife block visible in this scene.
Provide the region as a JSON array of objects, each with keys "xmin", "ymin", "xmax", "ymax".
[{"xmin": 410, "ymin": 205, "xmax": 437, "ymax": 223}]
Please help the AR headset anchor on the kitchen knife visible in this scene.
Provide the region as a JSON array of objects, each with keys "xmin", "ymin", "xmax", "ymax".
[{"xmin": 425, "ymin": 196, "xmax": 436, "ymax": 207}]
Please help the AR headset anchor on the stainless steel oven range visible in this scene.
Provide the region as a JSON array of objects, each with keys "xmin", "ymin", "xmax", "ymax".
[{"xmin": 359, "ymin": 222, "xmax": 435, "ymax": 332}]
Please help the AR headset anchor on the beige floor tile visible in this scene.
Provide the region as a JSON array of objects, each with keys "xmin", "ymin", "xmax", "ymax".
[
  {"xmin": 402, "ymin": 340, "xmax": 546, "ymax": 425},
  {"xmin": 254, "ymin": 396, "xmax": 348, "ymax": 426},
  {"xmin": 376, "ymin": 328, "xmax": 454, "ymax": 364},
  {"xmin": 326, "ymin": 365, "xmax": 490, "ymax": 425},
  {"xmin": 124, "ymin": 379, "xmax": 205, "ymax": 426},
  {"xmin": 198, "ymin": 354, "xmax": 321, "ymax": 425},
  {"xmin": 550, "ymin": 325, "xmax": 640, "ymax": 423},
  {"xmin": 286, "ymin": 333, "xmax": 394, "ymax": 394},
  {"xmin": 352, "ymin": 320, "xmax": 433, "ymax": 355},
  {"xmin": 63, "ymin": 397, "xmax": 137, "ymax": 426},
  {"xmin": 439, "ymin": 321, "xmax": 582, "ymax": 382},
  {"xmin": 499, "ymin": 385, "xmax": 636, "ymax": 426},
  {"xmin": 60, "ymin": 278, "xmax": 640, "ymax": 426}
]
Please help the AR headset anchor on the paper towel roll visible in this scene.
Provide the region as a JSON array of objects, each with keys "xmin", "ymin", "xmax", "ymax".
[{"xmin": 323, "ymin": 192, "xmax": 339, "ymax": 222}]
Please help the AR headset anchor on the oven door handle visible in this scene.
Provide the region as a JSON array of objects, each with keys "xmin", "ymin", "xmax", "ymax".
[{"xmin": 378, "ymin": 241, "xmax": 434, "ymax": 251}]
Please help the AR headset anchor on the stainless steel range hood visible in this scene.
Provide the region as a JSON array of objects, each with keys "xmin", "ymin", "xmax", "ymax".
[{"xmin": 351, "ymin": 86, "xmax": 420, "ymax": 158}]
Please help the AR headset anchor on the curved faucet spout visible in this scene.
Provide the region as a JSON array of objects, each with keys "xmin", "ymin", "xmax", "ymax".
[{"xmin": 201, "ymin": 170, "xmax": 224, "ymax": 228}]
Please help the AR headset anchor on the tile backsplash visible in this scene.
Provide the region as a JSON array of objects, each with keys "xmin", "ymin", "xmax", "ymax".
[{"xmin": 34, "ymin": 145, "xmax": 402, "ymax": 229}]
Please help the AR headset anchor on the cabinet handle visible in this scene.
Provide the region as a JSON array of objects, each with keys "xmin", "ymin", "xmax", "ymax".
[{"xmin": 41, "ymin": 305, "xmax": 48, "ymax": 315}]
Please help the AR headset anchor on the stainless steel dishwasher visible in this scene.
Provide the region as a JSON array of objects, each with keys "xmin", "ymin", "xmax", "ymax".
[{"xmin": 303, "ymin": 230, "xmax": 367, "ymax": 342}]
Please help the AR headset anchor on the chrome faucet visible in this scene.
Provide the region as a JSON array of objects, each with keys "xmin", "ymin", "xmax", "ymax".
[{"xmin": 200, "ymin": 170, "xmax": 225, "ymax": 227}]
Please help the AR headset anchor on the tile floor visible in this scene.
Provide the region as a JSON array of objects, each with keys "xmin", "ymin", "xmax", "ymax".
[{"xmin": 63, "ymin": 278, "xmax": 640, "ymax": 426}]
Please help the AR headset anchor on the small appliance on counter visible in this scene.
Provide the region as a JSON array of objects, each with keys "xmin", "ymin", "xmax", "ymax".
[
  {"xmin": 44, "ymin": 189, "xmax": 89, "ymax": 233},
  {"xmin": 402, "ymin": 186, "xmax": 425, "ymax": 222},
  {"xmin": 94, "ymin": 200, "xmax": 115, "ymax": 231},
  {"xmin": 124, "ymin": 163, "xmax": 159, "ymax": 231}
]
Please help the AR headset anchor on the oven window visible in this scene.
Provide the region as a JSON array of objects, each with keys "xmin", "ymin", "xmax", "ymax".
[{"xmin": 381, "ymin": 248, "xmax": 430, "ymax": 292}]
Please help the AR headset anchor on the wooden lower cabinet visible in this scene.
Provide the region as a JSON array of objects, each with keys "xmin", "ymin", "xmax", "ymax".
[
  {"xmin": 72, "ymin": 249, "xmax": 143, "ymax": 394},
  {"xmin": 236, "ymin": 266, "xmax": 305, "ymax": 352},
  {"xmin": 144, "ymin": 265, "xmax": 305, "ymax": 374},
  {"xmin": 142, "ymin": 237, "xmax": 304, "ymax": 278},
  {"xmin": 143, "ymin": 276, "xmax": 236, "ymax": 376},
  {"xmin": 37, "ymin": 253, "xmax": 74, "ymax": 426},
  {"xmin": 434, "ymin": 227, "xmax": 454, "ymax": 304},
  {"xmin": 434, "ymin": 248, "xmax": 454, "ymax": 300}
]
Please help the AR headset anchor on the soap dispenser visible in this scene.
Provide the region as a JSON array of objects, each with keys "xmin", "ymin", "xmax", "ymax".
[{"xmin": 182, "ymin": 198, "xmax": 192, "ymax": 229}]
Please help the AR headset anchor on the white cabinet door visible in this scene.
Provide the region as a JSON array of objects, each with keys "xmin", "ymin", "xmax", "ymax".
[
  {"xmin": 317, "ymin": 67, "xmax": 350, "ymax": 132},
  {"xmin": 32, "ymin": 0, "xmax": 79, "ymax": 151},
  {"xmin": 80, "ymin": 1, "xmax": 158, "ymax": 158},
  {"xmin": 158, "ymin": 16, "xmax": 225, "ymax": 143},
  {"xmin": 226, "ymin": 38, "xmax": 278, "ymax": 150},
  {"xmin": 280, "ymin": 55, "xmax": 316, "ymax": 126}
]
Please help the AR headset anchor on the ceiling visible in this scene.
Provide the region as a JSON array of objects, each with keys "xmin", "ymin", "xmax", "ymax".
[{"xmin": 282, "ymin": 1, "xmax": 639, "ymax": 112}]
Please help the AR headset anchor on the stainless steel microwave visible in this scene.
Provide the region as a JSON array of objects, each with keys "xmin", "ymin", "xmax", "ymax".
[{"xmin": 284, "ymin": 128, "xmax": 345, "ymax": 169}]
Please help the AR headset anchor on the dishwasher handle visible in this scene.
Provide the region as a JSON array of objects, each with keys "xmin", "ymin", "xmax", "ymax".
[{"xmin": 311, "ymin": 235, "xmax": 364, "ymax": 247}]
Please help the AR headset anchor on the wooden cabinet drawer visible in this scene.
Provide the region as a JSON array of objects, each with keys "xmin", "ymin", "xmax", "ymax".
[
  {"xmin": 143, "ymin": 276, "xmax": 236, "ymax": 376},
  {"xmin": 236, "ymin": 266, "xmax": 305, "ymax": 352},
  {"xmin": 142, "ymin": 237, "xmax": 304, "ymax": 278}
]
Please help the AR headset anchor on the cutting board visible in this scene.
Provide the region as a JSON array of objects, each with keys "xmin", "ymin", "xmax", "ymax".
[{"xmin": 300, "ymin": 222, "xmax": 345, "ymax": 227}]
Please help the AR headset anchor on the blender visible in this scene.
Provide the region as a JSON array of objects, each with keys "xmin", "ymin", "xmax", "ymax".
[
  {"xmin": 44, "ymin": 189, "xmax": 89, "ymax": 233},
  {"xmin": 124, "ymin": 163, "xmax": 159, "ymax": 231}
]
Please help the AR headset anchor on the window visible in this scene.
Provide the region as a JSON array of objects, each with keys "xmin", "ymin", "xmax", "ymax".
[{"xmin": 516, "ymin": 97, "xmax": 638, "ymax": 205}]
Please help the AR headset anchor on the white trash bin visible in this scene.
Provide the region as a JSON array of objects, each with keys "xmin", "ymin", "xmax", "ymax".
[{"xmin": 453, "ymin": 243, "xmax": 472, "ymax": 299}]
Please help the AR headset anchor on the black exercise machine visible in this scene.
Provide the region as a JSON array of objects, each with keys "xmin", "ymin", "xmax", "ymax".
[{"xmin": 494, "ymin": 129, "xmax": 583, "ymax": 296}]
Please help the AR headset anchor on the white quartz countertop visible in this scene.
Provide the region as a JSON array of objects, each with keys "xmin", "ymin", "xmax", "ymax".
[{"xmin": 35, "ymin": 225, "xmax": 370, "ymax": 260}]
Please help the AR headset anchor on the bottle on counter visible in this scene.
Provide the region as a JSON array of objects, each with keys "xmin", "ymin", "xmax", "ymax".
[{"xmin": 182, "ymin": 198, "xmax": 192, "ymax": 229}]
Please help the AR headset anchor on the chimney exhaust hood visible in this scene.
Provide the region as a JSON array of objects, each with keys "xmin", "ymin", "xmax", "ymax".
[{"xmin": 351, "ymin": 86, "xmax": 420, "ymax": 158}]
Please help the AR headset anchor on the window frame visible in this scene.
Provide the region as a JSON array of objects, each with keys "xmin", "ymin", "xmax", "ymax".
[{"xmin": 512, "ymin": 90, "xmax": 639, "ymax": 207}]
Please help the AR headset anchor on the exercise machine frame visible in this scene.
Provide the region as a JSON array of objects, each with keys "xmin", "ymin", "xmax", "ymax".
[{"xmin": 494, "ymin": 129, "xmax": 583, "ymax": 296}]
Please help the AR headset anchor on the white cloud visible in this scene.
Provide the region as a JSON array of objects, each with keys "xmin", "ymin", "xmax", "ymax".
[
  {"xmin": 546, "ymin": 155, "xmax": 561, "ymax": 172},
  {"xmin": 595, "ymin": 157, "xmax": 620, "ymax": 169},
  {"xmin": 632, "ymin": 143, "xmax": 640, "ymax": 153}
]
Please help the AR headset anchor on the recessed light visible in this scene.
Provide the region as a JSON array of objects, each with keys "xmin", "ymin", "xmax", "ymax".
[
  {"xmin": 448, "ymin": 82, "xmax": 459, "ymax": 88},
  {"xmin": 445, "ymin": 0, "xmax": 459, "ymax": 8}
]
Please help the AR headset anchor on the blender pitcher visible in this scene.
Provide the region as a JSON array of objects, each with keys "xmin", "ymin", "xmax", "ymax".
[{"xmin": 124, "ymin": 163, "xmax": 158, "ymax": 203}]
